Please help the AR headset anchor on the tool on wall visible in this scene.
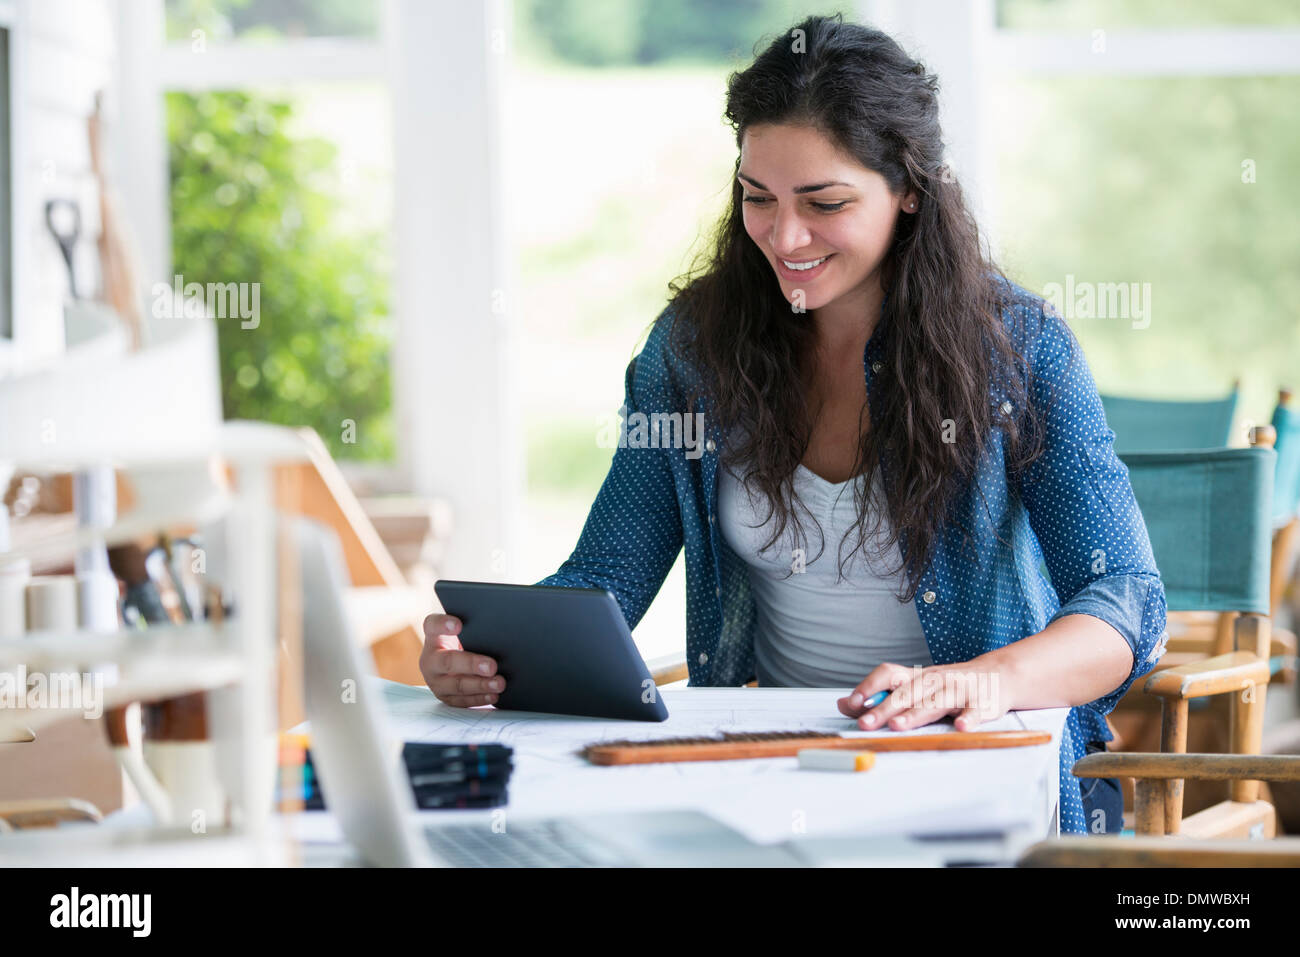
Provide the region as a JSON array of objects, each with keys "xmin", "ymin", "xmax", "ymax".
[{"xmin": 44, "ymin": 198, "xmax": 81, "ymax": 299}]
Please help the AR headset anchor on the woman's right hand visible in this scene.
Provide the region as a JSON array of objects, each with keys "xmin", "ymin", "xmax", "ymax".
[{"xmin": 419, "ymin": 613, "xmax": 505, "ymax": 708}]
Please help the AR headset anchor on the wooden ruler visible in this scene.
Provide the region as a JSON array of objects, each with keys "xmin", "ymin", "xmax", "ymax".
[{"xmin": 582, "ymin": 728, "xmax": 1051, "ymax": 766}]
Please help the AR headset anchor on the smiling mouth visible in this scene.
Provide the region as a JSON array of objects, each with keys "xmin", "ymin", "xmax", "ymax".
[{"xmin": 780, "ymin": 255, "xmax": 831, "ymax": 271}]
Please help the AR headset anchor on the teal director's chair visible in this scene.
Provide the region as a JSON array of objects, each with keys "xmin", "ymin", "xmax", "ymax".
[
  {"xmin": 1099, "ymin": 386, "xmax": 1238, "ymax": 455},
  {"xmin": 1017, "ymin": 441, "xmax": 1300, "ymax": 865},
  {"xmin": 1093, "ymin": 442, "xmax": 1279, "ymax": 838}
]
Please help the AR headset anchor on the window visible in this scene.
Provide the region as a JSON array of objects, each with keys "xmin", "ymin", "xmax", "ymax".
[
  {"xmin": 154, "ymin": 1, "xmax": 396, "ymax": 463},
  {"xmin": 509, "ymin": 0, "xmax": 815, "ymax": 659},
  {"xmin": 166, "ymin": 83, "xmax": 394, "ymax": 460},
  {"xmin": 998, "ymin": 0, "xmax": 1300, "ymax": 29},
  {"xmin": 989, "ymin": 0, "xmax": 1300, "ymax": 435},
  {"xmin": 165, "ymin": 0, "xmax": 382, "ymax": 42}
]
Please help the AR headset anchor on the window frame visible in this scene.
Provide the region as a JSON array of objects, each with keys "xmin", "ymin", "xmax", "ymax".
[
  {"xmin": 115, "ymin": 0, "xmax": 1298, "ymax": 579},
  {"xmin": 115, "ymin": 0, "xmax": 520, "ymax": 580}
]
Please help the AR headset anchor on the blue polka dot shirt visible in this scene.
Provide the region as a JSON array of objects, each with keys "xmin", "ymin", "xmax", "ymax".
[{"xmin": 537, "ymin": 279, "xmax": 1169, "ymax": 836}]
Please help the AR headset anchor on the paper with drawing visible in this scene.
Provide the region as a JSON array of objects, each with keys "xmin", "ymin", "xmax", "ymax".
[{"xmin": 379, "ymin": 680, "xmax": 1067, "ymax": 842}]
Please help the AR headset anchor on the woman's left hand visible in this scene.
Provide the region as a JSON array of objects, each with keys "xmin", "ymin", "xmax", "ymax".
[{"xmin": 835, "ymin": 659, "xmax": 1014, "ymax": 732}]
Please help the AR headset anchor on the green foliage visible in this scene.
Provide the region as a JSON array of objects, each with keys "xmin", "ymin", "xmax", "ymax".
[
  {"xmin": 165, "ymin": 0, "xmax": 379, "ymax": 43},
  {"xmin": 516, "ymin": 0, "xmax": 829, "ymax": 66},
  {"xmin": 167, "ymin": 91, "xmax": 394, "ymax": 461},
  {"xmin": 635, "ymin": 0, "xmax": 823, "ymax": 64},
  {"xmin": 997, "ymin": 0, "xmax": 1300, "ymax": 29},
  {"xmin": 996, "ymin": 74, "xmax": 1300, "ymax": 432},
  {"xmin": 524, "ymin": 0, "xmax": 643, "ymax": 66}
]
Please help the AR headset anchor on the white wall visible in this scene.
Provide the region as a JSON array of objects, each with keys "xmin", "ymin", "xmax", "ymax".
[{"xmin": 5, "ymin": 0, "xmax": 118, "ymax": 365}]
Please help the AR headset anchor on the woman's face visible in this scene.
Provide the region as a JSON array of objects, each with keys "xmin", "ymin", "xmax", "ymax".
[{"xmin": 738, "ymin": 123, "xmax": 916, "ymax": 314}]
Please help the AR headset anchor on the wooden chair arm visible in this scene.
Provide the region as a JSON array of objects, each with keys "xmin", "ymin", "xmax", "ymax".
[
  {"xmin": 1143, "ymin": 651, "xmax": 1270, "ymax": 698},
  {"xmin": 1163, "ymin": 636, "xmax": 1214, "ymax": 655},
  {"xmin": 1158, "ymin": 633, "xmax": 1293, "ymax": 666},
  {"xmin": 1018, "ymin": 835, "xmax": 1300, "ymax": 867},
  {"xmin": 1166, "ymin": 610, "xmax": 1221, "ymax": 631},
  {"xmin": 647, "ymin": 653, "xmax": 688, "ymax": 686},
  {"xmin": 0, "ymin": 798, "xmax": 103, "ymax": 829},
  {"xmin": 1073, "ymin": 751, "xmax": 1300, "ymax": 781}
]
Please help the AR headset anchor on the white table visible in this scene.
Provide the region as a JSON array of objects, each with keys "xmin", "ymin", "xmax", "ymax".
[
  {"xmin": 0, "ymin": 683, "xmax": 1066, "ymax": 867},
  {"xmin": 380, "ymin": 682, "xmax": 1068, "ymax": 850}
]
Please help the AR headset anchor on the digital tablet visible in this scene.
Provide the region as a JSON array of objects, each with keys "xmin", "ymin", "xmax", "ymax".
[{"xmin": 432, "ymin": 580, "xmax": 669, "ymax": 722}]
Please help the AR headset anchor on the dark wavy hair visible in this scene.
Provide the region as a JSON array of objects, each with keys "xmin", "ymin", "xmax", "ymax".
[{"xmin": 663, "ymin": 12, "xmax": 1046, "ymax": 601}]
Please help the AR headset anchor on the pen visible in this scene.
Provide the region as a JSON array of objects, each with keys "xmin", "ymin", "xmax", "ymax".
[{"xmin": 861, "ymin": 690, "xmax": 889, "ymax": 709}]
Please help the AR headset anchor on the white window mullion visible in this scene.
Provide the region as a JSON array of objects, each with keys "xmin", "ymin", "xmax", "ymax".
[
  {"xmin": 387, "ymin": 0, "xmax": 520, "ymax": 580},
  {"xmin": 858, "ymin": 0, "xmax": 1001, "ymax": 253},
  {"xmin": 156, "ymin": 41, "xmax": 387, "ymax": 90},
  {"xmin": 112, "ymin": 0, "xmax": 169, "ymax": 294}
]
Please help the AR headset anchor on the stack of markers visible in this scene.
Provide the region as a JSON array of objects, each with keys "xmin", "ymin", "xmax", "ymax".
[
  {"xmin": 290, "ymin": 741, "xmax": 514, "ymax": 811},
  {"xmin": 403, "ymin": 742, "xmax": 513, "ymax": 810}
]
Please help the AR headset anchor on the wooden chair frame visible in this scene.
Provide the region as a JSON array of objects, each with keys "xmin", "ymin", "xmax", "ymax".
[{"xmin": 1021, "ymin": 752, "xmax": 1300, "ymax": 865}]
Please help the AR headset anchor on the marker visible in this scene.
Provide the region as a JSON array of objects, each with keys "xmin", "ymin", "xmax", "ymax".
[{"xmin": 798, "ymin": 749, "xmax": 876, "ymax": 772}]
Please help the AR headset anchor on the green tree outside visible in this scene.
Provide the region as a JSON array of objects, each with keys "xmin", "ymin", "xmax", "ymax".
[{"xmin": 167, "ymin": 91, "xmax": 394, "ymax": 462}]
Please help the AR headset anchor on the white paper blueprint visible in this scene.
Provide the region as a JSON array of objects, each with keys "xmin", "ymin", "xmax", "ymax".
[{"xmin": 379, "ymin": 681, "xmax": 1067, "ymax": 843}]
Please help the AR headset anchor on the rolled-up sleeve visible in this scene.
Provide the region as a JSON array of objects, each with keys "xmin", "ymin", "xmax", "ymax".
[{"xmin": 1014, "ymin": 300, "xmax": 1169, "ymax": 716}]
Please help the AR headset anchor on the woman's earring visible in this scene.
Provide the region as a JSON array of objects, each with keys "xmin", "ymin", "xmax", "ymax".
[{"xmin": 906, "ymin": 200, "xmax": 917, "ymax": 212}]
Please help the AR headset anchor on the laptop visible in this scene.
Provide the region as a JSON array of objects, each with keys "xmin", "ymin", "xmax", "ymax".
[{"xmin": 295, "ymin": 519, "xmax": 1036, "ymax": 867}]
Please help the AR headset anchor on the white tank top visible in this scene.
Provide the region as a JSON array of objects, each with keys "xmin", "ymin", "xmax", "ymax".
[{"xmin": 717, "ymin": 460, "xmax": 933, "ymax": 687}]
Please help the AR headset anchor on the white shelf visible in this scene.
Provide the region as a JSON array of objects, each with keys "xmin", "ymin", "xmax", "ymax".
[
  {"xmin": 0, "ymin": 622, "xmax": 246, "ymax": 739},
  {"xmin": 6, "ymin": 485, "xmax": 233, "ymax": 567},
  {"xmin": 0, "ymin": 620, "xmax": 237, "ymax": 667},
  {"xmin": 0, "ymin": 305, "xmax": 315, "ymax": 863},
  {"xmin": 0, "ymin": 305, "xmax": 222, "ymax": 471},
  {"xmin": 0, "ymin": 822, "xmax": 294, "ymax": 867}
]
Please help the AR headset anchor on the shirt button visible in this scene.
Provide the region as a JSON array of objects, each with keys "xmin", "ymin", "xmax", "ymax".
[
  {"xmin": 871, "ymin": 361, "xmax": 882, "ymax": 373},
  {"xmin": 708, "ymin": 514, "xmax": 715, "ymax": 525},
  {"xmin": 922, "ymin": 590, "xmax": 936, "ymax": 604},
  {"xmin": 715, "ymin": 585, "xmax": 721, "ymax": 598},
  {"xmin": 1000, "ymin": 400, "xmax": 1013, "ymax": 415},
  {"xmin": 705, "ymin": 439, "xmax": 717, "ymax": 453},
  {"xmin": 698, "ymin": 652, "xmax": 709, "ymax": 665}
]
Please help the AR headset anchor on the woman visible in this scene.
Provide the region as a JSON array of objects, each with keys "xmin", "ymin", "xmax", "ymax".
[{"xmin": 420, "ymin": 13, "xmax": 1167, "ymax": 836}]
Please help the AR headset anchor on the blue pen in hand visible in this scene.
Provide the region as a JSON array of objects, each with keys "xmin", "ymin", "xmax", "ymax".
[
  {"xmin": 852, "ymin": 689, "xmax": 892, "ymax": 729},
  {"xmin": 841, "ymin": 689, "xmax": 891, "ymax": 725}
]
